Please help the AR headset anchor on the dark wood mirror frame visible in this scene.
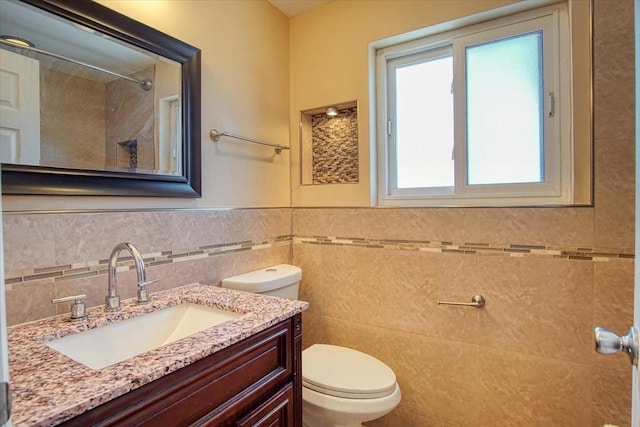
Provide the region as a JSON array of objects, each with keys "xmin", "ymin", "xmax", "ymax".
[{"xmin": 1, "ymin": 0, "xmax": 202, "ymax": 197}]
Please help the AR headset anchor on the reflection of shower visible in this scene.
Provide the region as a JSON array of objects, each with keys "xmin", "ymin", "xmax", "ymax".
[
  {"xmin": 116, "ymin": 139, "xmax": 137, "ymax": 169},
  {"xmin": 0, "ymin": 35, "xmax": 153, "ymax": 91}
]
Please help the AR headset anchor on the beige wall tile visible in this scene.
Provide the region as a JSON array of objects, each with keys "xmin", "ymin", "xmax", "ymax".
[
  {"xmin": 293, "ymin": 244, "xmax": 325, "ymax": 348},
  {"xmin": 292, "ymin": 208, "xmax": 481, "ymax": 243},
  {"xmin": 592, "ymin": 261, "xmax": 635, "ymax": 370},
  {"xmin": 320, "ymin": 246, "xmax": 480, "ymax": 344},
  {"xmin": 594, "ymin": 139, "xmax": 635, "ymax": 250},
  {"xmin": 293, "ymin": 207, "xmax": 597, "ymax": 248},
  {"xmin": 590, "ymin": 365, "xmax": 632, "ymax": 427},
  {"xmin": 591, "ymin": 0, "xmax": 635, "ymax": 251},
  {"xmin": 477, "ymin": 256, "xmax": 593, "ymax": 364},
  {"xmin": 300, "ymin": 312, "xmax": 324, "ymax": 350},
  {"xmin": 51, "ymin": 211, "xmax": 172, "ymax": 265},
  {"xmin": 366, "ymin": 408, "xmax": 431, "ymax": 427},
  {"xmin": 594, "ymin": 189, "xmax": 635, "ymax": 250},
  {"xmin": 6, "ymin": 279, "xmax": 56, "ymax": 326},
  {"xmin": 595, "ymin": 138, "xmax": 635, "ymax": 198},
  {"xmin": 593, "ymin": 0, "xmax": 635, "ymax": 142},
  {"xmin": 55, "ymin": 274, "xmax": 107, "ymax": 313},
  {"xmin": 3, "ymin": 214, "xmax": 56, "ymax": 272},
  {"xmin": 47, "ymin": 209, "xmax": 292, "ymax": 267},
  {"xmin": 476, "ymin": 347, "xmax": 591, "ymax": 426},
  {"xmin": 292, "ymin": 244, "xmax": 323, "ymax": 315},
  {"xmin": 323, "ymin": 317, "xmax": 479, "ymax": 426},
  {"xmin": 473, "ymin": 207, "xmax": 595, "ymax": 248},
  {"xmin": 161, "ymin": 209, "xmax": 292, "ymax": 253}
]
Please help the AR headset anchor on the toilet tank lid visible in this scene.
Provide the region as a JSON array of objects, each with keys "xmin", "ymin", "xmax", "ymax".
[
  {"xmin": 220, "ymin": 264, "xmax": 302, "ymax": 293},
  {"xmin": 302, "ymin": 344, "xmax": 397, "ymax": 398}
]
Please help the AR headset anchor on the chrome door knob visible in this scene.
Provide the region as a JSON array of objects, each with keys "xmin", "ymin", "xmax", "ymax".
[{"xmin": 594, "ymin": 326, "xmax": 639, "ymax": 366}]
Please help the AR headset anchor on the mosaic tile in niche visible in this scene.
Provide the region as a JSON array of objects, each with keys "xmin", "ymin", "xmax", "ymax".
[{"xmin": 311, "ymin": 107, "xmax": 358, "ymax": 184}]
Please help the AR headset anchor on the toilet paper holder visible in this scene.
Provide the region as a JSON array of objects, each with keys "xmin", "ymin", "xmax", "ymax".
[{"xmin": 437, "ymin": 294, "xmax": 486, "ymax": 308}]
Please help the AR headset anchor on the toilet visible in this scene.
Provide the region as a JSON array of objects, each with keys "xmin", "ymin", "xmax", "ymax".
[{"xmin": 221, "ymin": 264, "xmax": 401, "ymax": 427}]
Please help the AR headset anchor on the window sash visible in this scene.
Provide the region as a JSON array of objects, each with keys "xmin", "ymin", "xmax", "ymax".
[
  {"xmin": 376, "ymin": 5, "xmax": 574, "ymax": 207},
  {"xmin": 453, "ymin": 13, "xmax": 564, "ymax": 198},
  {"xmin": 386, "ymin": 45, "xmax": 454, "ymax": 196}
]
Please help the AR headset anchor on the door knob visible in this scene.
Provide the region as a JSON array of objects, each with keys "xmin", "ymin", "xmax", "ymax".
[{"xmin": 594, "ymin": 326, "xmax": 639, "ymax": 366}]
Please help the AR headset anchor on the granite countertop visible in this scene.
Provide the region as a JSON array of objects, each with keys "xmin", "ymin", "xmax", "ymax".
[{"xmin": 7, "ymin": 283, "xmax": 308, "ymax": 426}]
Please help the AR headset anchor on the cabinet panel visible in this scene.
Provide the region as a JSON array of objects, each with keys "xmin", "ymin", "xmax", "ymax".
[{"xmin": 237, "ymin": 384, "xmax": 293, "ymax": 427}]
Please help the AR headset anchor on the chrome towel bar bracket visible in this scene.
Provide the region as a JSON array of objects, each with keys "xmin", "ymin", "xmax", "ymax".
[
  {"xmin": 437, "ymin": 294, "xmax": 486, "ymax": 308},
  {"xmin": 209, "ymin": 129, "xmax": 290, "ymax": 155}
]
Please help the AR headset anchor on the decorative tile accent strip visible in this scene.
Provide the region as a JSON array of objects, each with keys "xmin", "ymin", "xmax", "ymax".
[
  {"xmin": 293, "ymin": 235, "xmax": 635, "ymax": 262},
  {"xmin": 8, "ymin": 233, "xmax": 633, "ymax": 289},
  {"xmin": 7, "ymin": 235, "xmax": 294, "ymax": 288}
]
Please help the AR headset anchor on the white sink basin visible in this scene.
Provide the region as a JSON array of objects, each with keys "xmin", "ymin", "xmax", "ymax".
[{"xmin": 45, "ymin": 303, "xmax": 242, "ymax": 370}]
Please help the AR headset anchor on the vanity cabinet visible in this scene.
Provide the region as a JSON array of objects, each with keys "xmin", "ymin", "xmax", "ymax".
[{"xmin": 60, "ymin": 314, "xmax": 302, "ymax": 427}]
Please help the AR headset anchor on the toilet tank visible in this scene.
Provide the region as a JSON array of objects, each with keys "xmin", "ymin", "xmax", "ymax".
[{"xmin": 220, "ymin": 264, "xmax": 302, "ymax": 300}]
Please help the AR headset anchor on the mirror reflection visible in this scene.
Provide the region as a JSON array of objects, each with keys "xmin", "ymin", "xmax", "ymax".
[{"xmin": 0, "ymin": 0, "xmax": 183, "ymax": 176}]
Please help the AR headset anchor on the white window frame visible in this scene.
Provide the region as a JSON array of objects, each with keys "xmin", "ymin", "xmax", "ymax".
[{"xmin": 375, "ymin": 4, "xmax": 576, "ymax": 207}]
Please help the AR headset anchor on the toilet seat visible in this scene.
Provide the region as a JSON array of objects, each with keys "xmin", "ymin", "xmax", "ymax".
[{"xmin": 302, "ymin": 344, "xmax": 397, "ymax": 399}]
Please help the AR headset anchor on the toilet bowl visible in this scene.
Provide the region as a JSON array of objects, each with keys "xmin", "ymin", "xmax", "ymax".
[
  {"xmin": 221, "ymin": 264, "xmax": 401, "ymax": 427},
  {"xmin": 302, "ymin": 344, "xmax": 401, "ymax": 427}
]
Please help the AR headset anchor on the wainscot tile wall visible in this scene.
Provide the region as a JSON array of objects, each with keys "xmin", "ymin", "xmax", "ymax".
[
  {"xmin": 3, "ymin": 209, "xmax": 293, "ymax": 325},
  {"xmin": 5, "ymin": 207, "xmax": 632, "ymax": 427},
  {"xmin": 293, "ymin": 217, "xmax": 633, "ymax": 427}
]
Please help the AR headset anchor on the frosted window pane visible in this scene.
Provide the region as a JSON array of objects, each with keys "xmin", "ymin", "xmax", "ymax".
[
  {"xmin": 466, "ymin": 31, "xmax": 543, "ymax": 185},
  {"xmin": 395, "ymin": 55, "xmax": 453, "ymax": 188}
]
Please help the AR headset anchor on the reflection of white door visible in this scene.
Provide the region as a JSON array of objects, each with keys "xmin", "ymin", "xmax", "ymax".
[
  {"xmin": 158, "ymin": 94, "xmax": 181, "ymax": 174},
  {"xmin": 0, "ymin": 48, "xmax": 40, "ymax": 165}
]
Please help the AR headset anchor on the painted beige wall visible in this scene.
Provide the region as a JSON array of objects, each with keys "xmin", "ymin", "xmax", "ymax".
[
  {"xmin": 289, "ymin": 0, "xmax": 519, "ymax": 206},
  {"xmin": 3, "ymin": 0, "xmax": 291, "ymax": 211}
]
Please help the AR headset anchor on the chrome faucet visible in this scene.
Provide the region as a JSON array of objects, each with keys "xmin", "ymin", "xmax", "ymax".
[{"xmin": 105, "ymin": 242, "xmax": 157, "ymax": 312}]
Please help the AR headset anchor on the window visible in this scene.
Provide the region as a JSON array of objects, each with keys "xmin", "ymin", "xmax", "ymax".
[{"xmin": 375, "ymin": 4, "xmax": 583, "ymax": 207}]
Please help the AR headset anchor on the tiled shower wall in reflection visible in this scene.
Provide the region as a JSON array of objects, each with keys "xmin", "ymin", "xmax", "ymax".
[
  {"xmin": 40, "ymin": 68, "xmax": 106, "ymax": 170},
  {"xmin": 39, "ymin": 65, "xmax": 154, "ymax": 171}
]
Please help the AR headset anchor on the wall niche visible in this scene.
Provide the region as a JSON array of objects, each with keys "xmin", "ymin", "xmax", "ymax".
[{"xmin": 300, "ymin": 101, "xmax": 358, "ymax": 185}]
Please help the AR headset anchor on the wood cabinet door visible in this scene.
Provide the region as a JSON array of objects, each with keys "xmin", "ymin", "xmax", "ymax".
[{"xmin": 237, "ymin": 384, "xmax": 294, "ymax": 427}]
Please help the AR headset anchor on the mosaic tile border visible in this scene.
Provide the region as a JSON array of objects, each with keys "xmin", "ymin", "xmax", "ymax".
[
  {"xmin": 293, "ymin": 235, "xmax": 635, "ymax": 262},
  {"xmin": 6, "ymin": 233, "xmax": 635, "ymax": 289},
  {"xmin": 5, "ymin": 235, "xmax": 294, "ymax": 289}
]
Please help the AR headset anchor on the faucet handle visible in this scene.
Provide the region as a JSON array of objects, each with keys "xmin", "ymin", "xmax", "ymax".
[
  {"xmin": 52, "ymin": 294, "xmax": 88, "ymax": 321},
  {"xmin": 137, "ymin": 279, "xmax": 159, "ymax": 304}
]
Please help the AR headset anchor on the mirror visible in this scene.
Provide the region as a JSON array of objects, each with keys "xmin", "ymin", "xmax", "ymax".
[{"xmin": 0, "ymin": 0, "xmax": 201, "ymax": 197}]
